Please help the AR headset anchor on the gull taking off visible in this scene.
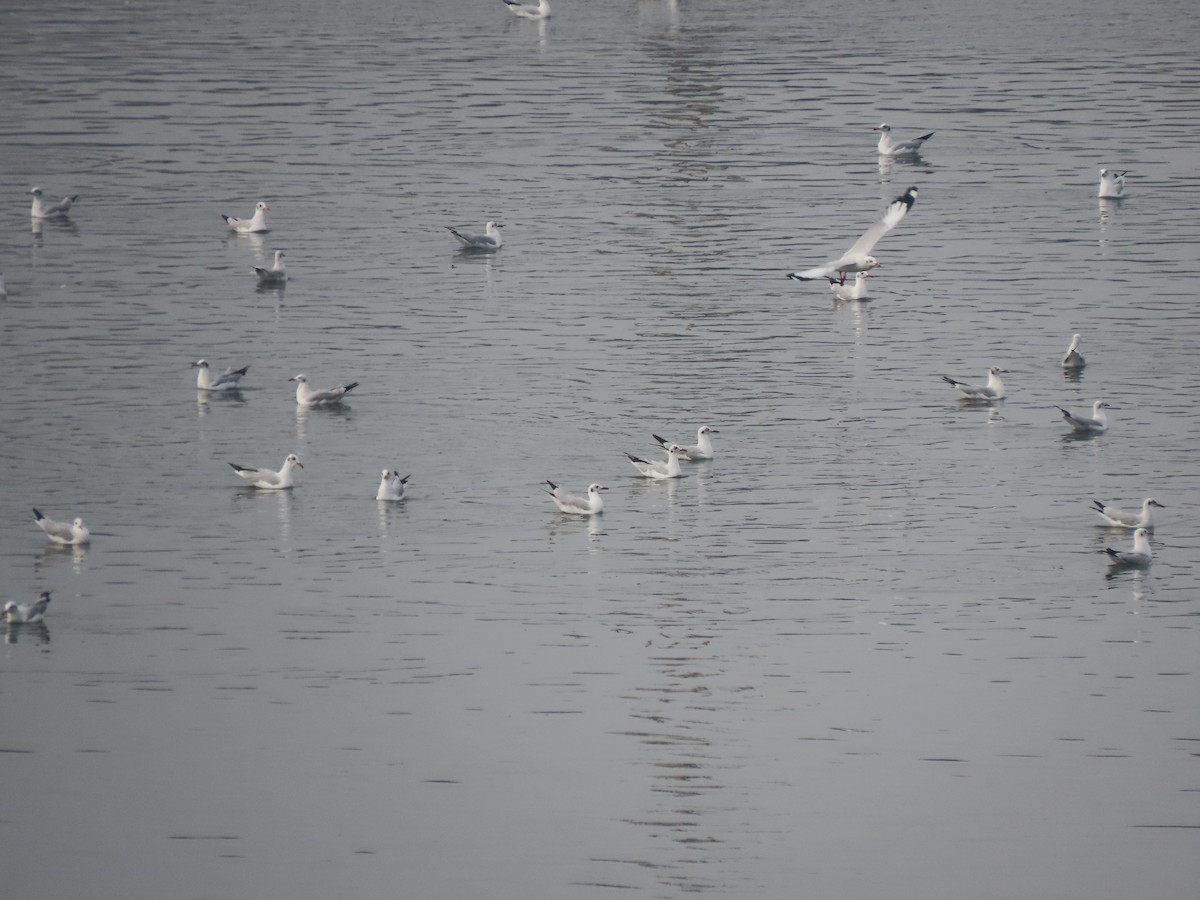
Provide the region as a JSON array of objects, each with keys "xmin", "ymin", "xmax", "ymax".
[
  {"xmin": 1057, "ymin": 400, "xmax": 1110, "ymax": 432},
  {"xmin": 1092, "ymin": 498, "xmax": 1163, "ymax": 530},
  {"xmin": 1062, "ymin": 333, "xmax": 1085, "ymax": 369},
  {"xmin": 229, "ymin": 454, "xmax": 303, "ymax": 490},
  {"xmin": 4, "ymin": 591, "xmax": 51, "ymax": 624},
  {"xmin": 289, "ymin": 374, "xmax": 359, "ymax": 407},
  {"xmin": 942, "ymin": 367, "xmax": 1008, "ymax": 402},
  {"xmin": 446, "ymin": 221, "xmax": 503, "ymax": 250},
  {"xmin": 377, "ymin": 470, "xmax": 410, "ymax": 501},
  {"xmin": 223, "ymin": 201, "xmax": 270, "ymax": 233},
  {"xmin": 1105, "ymin": 527, "xmax": 1152, "ymax": 567},
  {"xmin": 829, "ymin": 272, "xmax": 872, "ymax": 301},
  {"xmin": 33, "ymin": 509, "xmax": 90, "ymax": 545},
  {"xmin": 873, "ymin": 123, "xmax": 934, "ymax": 157},
  {"xmin": 254, "ymin": 250, "xmax": 287, "ymax": 284},
  {"xmin": 787, "ymin": 187, "xmax": 917, "ymax": 283},
  {"xmin": 653, "ymin": 426, "xmax": 719, "ymax": 461},
  {"xmin": 626, "ymin": 445, "xmax": 686, "ymax": 479},
  {"xmin": 501, "ymin": 0, "xmax": 551, "ymax": 18},
  {"xmin": 545, "ymin": 481, "xmax": 607, "ymax": 515},
  {"xmin": 1098, "ymin": 169, "xmax": 1126, "ymax": 199},
  {"xmin": 28, "ymin": 187, "xmax": 79, "ymax": 219},
  {"xmin": 192, "ymin": 359, "xmax": 249, "ymax": 391}
]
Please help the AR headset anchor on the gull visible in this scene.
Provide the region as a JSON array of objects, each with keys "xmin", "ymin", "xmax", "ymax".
[
  {"xmin": 376, "ymin": 470, "xmax": 410, "ymax": 501},
  {"xmin": 1092, "ymin": 498, "xmax": 1163, "ymax": 530},
  {"xmin": 942, "ymin": 367, "xmax": 1008, "ymax": 402},
  {"xmin": 253, "ymin": 250, "xmax": 287, "ymax": 284},
  {"xmin": 1056, "ymin": 399, "xmax": 1109, "ymax": 432},
  {"xmin": 829, "ymin": 272, "xmax": 872, "ymax": 301},
  {"xmin": 545, "ymin": 481, "xmax": 607, "ymax": 515},
  {"xmin": 446, "ymin": 221, "xmax": 503, "ymax": 250},
  {"xmin": 873, "ymin": 123, "xmax": 934, "ymax": 157},
  {"xmin": 229, "ymin": 454, "xmax": 303, "ymax": 490},
  {"xmin": 288, "ymin": 373, "xmax": 359, "ymax": 407},
  {"xmin": 501, "ymin": 0, "xmax": 551, "ymax": 18},
  {"xmin": 4, "ymin": 591, "xmax": 51, "ymax": 624},
  {"xmin": 787, "ymin": 186, "xmax": 917, "ymax": 283},
  {"xmin": 222, "ymin": 201, "xmax": 270, "ymax": 233},
  {"xmin": 653, "ymin": 426, "xmax": 719, "ymax": 461},
  {"xmin": 1098, "ymin": 168, "xmax": 1126, "ymax": 199},
  {"xmin": 191, "ymin": 359, "xmax": 249, "ymax": 391},
  {"xmin": 32, "ymin": 509, "xmax": 90, "ymax": 545},
  {"xmin": 626, "ymin": 445, "xmax": 686, "ymax": 479},
  {"xmin": 1061, "ymin": 333, "xmax": 1085, "ymax": 370},
  {"xmin": 28, "ymin": 186, "xmax": 79, "ymax": 219},
  {"xmin": 1105, "ymin": 527, "xmax": 1152, "ymax": 567}
]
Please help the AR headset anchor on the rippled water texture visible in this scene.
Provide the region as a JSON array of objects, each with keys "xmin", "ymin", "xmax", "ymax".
[{"xmin": 2, "ymin": 0, "xmax": 1200, "ymax": 897}]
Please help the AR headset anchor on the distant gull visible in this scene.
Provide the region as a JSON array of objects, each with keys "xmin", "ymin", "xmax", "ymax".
[
  {"xmin": 229, "ymin": 454, "xmax": 303, "ymax": 490},
  {"xmin": 1092, "ymin": 498, "xmax": 1163, "ymax": 530},
  {"xmin": 545, "ymin": 481, "xmax": 607, "ymax": 515},
  {"xmin": 376, "ymin": 470, "xmax": 410, "ymax": 501},
  {"xmin": 787, "ymin": 187, "xmax": 917, "ymax": 283},
  {"xmin": 626, "ymin": 445, "xmax": 686, "ymax": 479},
  {"xmin": 33, "ymin": 509, "xmax": 90, "ymax": 545},
  {"xmin": 873, "ymin": 123, "xmax": 934, "ymax": 157},
  {"xmin": 446, "ymin": 221, "xmax": 503, "ymax": 250},
  {"xmin": 28, "ymin": 186, "xmax": 79, "ymax": 219},
  {"xmin": 501, "ymin": 0, "xmax": 551, "ymax": 18},
  {"xmin": 1056, "ymin": 399, "xmax": 1109, "ymax": 432},
  {"xmin": 828, "ymin": 272, "xmax": 872, "ymax": 301},
  {"xmin": 223, "ymin": 201, "xmax": 270, "ymax": 233},
  {"xmin": 3, "ymin": 591, "xmax": 51, "ymax": 624},
  {"xmin": 1098, "ymin": 168, "xmax": 1126, "ymax": 199},
  {"xmin": 942, "ymin": 367, "xmax": 1008, "ymax": 402},
  {"xmin": 253, "ymin": 250, "xmax": 287, "ymax": 284},
  {"xmin": 192, "ymin": 359, "xmax": 249, "ymax": 391},
  {"xmin": 653, "ymin": 426, "xmax": 719, "ymax": 461},
  {"xmin": 1105, "ymin": 527, "xmax": 1152, "ymax": 567},
  {"xmin": 1061, "ymin": 333, "xmax": 1085, "ymax": 370},
  {"xmin": 288, "ymin": 374, "xmax": 359, "ymax": 407}
]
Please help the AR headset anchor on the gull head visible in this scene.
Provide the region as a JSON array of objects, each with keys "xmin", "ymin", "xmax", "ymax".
[
  {"xmin": 381, "ymin": 469, "xmax": 390, "ymax": 480},
  {"xmin": 1147, "ymin": 499, "xmax": 1165, "ymax": 509},
  {"xmin": 288, "ymin": 374, "xmax": 307, "ymax": 384},
  {"xmin": 988, "ymin": 367, "xmax": 1010, "ymax": 375},
  {"xmin": 27, "ymin": 187, "xmax": 43, "ymax": 197},
  {"xmin": 285, "ymin": 454, "xmax": 304, "ymax": 469},
  {"xmin": 191, "ymin": 359, "xmax": 209, "ymax": 370},
  {"xmin": 588, "ymin": 484, "xmax": 609, "ymax": 495},
  {"xmin": 256, "ymin": 202, "xmax": 271, "ymax": 212},
  {"xmin": 873, "ymin": 124, "xmax": 891, "ymax": 133},
  {"xmin": 73, "ymin": 517, "xmax": 86, "ymax": 528},
  {"xmin": 700, "ymin": 426, "xmax": 719, "ymax": 435},
  {"xmin": 863, "ymin": 256, "xmax": 881, "ymax": 270}
]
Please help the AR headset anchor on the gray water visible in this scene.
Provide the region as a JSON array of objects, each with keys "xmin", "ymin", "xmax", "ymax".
[{"xmin": 2, "ymin": 0, "xmax": 1200, "ymax": 897}]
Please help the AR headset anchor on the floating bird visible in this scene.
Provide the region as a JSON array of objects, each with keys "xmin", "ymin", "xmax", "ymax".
[
  {"xmin": 1105, "ymin": 527, "xmax": 1152, "ymax": 567},
  {"xmin": 787, "ymin": 187, "xmax": 918, "ymax": 283},
  {"xmin": 1098, "ymin": 168, "xmax": 1126, "ymax": 199},
  {"xmin": 653, "ymin": 426, "xmax": 719, "ymax": 461},
  {"xmin": 229, "ymin": 454, "xmax": 303, "ymax": 490},
  {"xmin": 942, "ymin": 367, "xmax": 1009, "ymax": 402},
  {"xmin": 3, "ymin": 591, "xmax": 51, "ymax": 624},
  {"xmin": 253, "ymin": 250, "xmax": 287, "ymax": 284},
  {"xmin": 501, "ymin": 0, "xmax": 551, "ymax": 18},
  {"xmin": 28, "ymin": 186, "xmax": 79, "ymax": 219},
  {"xmin": 222, "ymin": 201, "xmax": 270, "ymax": 233},
  {"xmin": 545, "ymin": 481, "xmax": 607, "ymax": 515},
  {"xmin": 873, "ymin": 123, "xmax": 934, "ymax": 157},
  {"xmin": 376, "ymin": 470, "xmax": 410, "ymax": 501},
  {"xmin": 288, "ymin": 374, "xmax": 359, "ymax": 407},
  {"xmin": 32, "ymin": 509, "xmax": 90, "ymax": 545},
  {"xmin": 191, "ymin": 359, "xmax": 249, "ymax": 391},
  {"xmin": 1092, "ymin": 498, "xmax": 1163, "ymax": 530},
  {"xmin": 626, "ymin": 445, "xmax": 686, "ymax": 480},
  {"xmin": 446, "ymin": 221, "xmax": 503, "ymax": 250},
  {"xmin": 1062, "ymin": 333, "xmax": 1085, "ymax": 370},
  {"xmin": 828, "ymin": 272, "xmax": 872, "ymax": 301},
  {"xmin": 1056, "ymin": 400, "xmax": 1110, "ymax": 432}
]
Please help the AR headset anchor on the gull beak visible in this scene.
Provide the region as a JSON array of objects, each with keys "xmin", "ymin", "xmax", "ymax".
[{"xmin": 295, "ymin": 461, "xmax": 304, "ymax": 468}]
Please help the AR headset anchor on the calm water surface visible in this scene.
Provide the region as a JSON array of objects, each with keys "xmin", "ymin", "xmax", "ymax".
[{"xmin": 2, "ymin": 0, "xmax": 1200, "ymax": 897}]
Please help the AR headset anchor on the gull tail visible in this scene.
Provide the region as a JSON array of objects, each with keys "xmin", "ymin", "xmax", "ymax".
[
  {"xmin": 941, "ymin": 376, "xmax": 961, "ymax": 387},
  {"xmin": 625, "ymin": 453, "xmax": 647, "ymax": 465},
  {"xmin": 32, "ymin": 508, "xmax": 45, "ymax": 522},
  {"xmin": 1092, "ymin": 500, "xmax": 1106, "ymax": 514},
  {"xmin": 651, "ymin": 434, "xmax": 670, "ymax": 449},
  {"xmin": 343, "ymin": 382, "xmax": 360, "ymax": 394}
]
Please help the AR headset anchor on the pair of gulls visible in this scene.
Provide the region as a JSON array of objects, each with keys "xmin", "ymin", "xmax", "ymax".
[
  {"xmin": 1097, "ymin": 496, "xmax": 1164, "ymax": 568},
  {"xmin": 220, "ymin": 202, "xmax": 287, "ymax": 281},
  {"xmin": 229, "ymin": 456, "xmax": 411, "ymax": 498},
  {"xmin": 28, "ymin": 186, "xmax": 79, "ymax": 219},
  {"xmin": 191, "ymin": 361, "xmax": 359, "ymax": 407}
]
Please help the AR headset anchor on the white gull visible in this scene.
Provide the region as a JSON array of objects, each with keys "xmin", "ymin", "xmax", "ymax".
[
  {"xmin": 254, "ymin": 250, "xmax": 287, "ymax": 284},
  {"xmin": 446, "ymin": 221, "xmax": 503, "ymax": 250},
  {"xmin": 501, "ymin": 0, "xmax": 551, "ymax": 18},
  {"xmin": 626, "ymin": 445, "xmax": 686, "ymax": 479},
  {"xmin": 28, "ymin": 186, "xmax": 79, "ymax": 219},
  {"xmin": 4, "ymin": 591, "xmax": 51, "ymax": 624},
  {"xmin": 192, "ymin": 359, "xmax": 249, "ymax": 391},
  {"xmin": 873, "ymin": 123, "xmax": 934, "ymax": 157},
  {"xmin": 1062, "ymin": 333, "xmax": 1085, "ymax": 369},
  {"xmin": 377, "ymin": 470, "xmax": 410, "ymax": 501},
  {"xmin": 33, "ymin": 509, "xmax": 90, "ymax": 545},
  {"xmin": 653, "ymin": 426, "xmax": 719, "ymax": 461},
  {"xmin": 942, "ymin": 367, "xmax": 1008, "ymax": 402},
  {"xmin": 545, "ymin": 481, "xmax": 607, "ymax": 515},
  {"xmin": 223, "ymin": 201, "xmax": 270, "ymax": 233},
  {"xmin": 787, "ymin": 187, "xmax": 917, "ymax": 283},
  {"xmin": 1092, "ymin": 498, "xmax": 1163, "ymax": 530},
  {"xmin": 229, "ymin": 454, "xmax": 303, "ymax": 490},
  {"xmin": 829, "ymin": 272, "xmax": 872, "ymax": 301},
  {"xmin": 1105, "ymin": 527, "xmax": 1152, "ymax": 567},
  {"xmin": 1057, "ymin": 399, "xmax": 1109, "ymax": 432},
  {"xmin": 288, "ymin": 373, "xmax": 359, "ymax": 407},
  {"xmin": 1098, "ymin": 168, "xmax": 1126, "ymax": 199}
]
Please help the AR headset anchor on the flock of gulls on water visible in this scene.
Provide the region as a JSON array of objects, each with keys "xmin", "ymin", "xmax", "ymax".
[{"xmin": 5, "ymin": 110, "xmax": 1150, "ymax": 630}]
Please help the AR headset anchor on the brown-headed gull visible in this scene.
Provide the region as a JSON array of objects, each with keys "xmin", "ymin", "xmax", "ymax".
[
  {"xmin": 33, "ymin": 509, "xmax": 90, "ymax": 545},
  {"xmin": 653, "ymin": 426, "xmax": 719, "ymax": 461},
  {"xmin": 377, "ymin": 470, "xmax": 410, "ymax": 501},
  {"xmin": 626, "ymin": 445, "xmax": 686, "ymax": 479},
  {"xmin": 873, "ymin": 123, "xmax": 934, "ymax": 157},
  {"xmin": 828, "ymin": 272, "xmax": 872, "ymax": 301},
  {"xmin": 1061, "ymin": 333, "xmax": 1085, "ymax": 369},
  {"xmin": 1057, "ymin": 400, "xmax": 1109, "ymax": 432},
  {"xmin": 446, "ymin": 221, "xmax": 503, "ymax": 250},
  {"xmin": 501, "ymin": 0, "xmax": 551, "ymax": 18},
  {"xmin": 223, "ymin": 201, "xmax": 270, "ymax": 233},
  {"xmin": 942, "ymin": 367, "xmax": 1008, "ymax": 402},
  {"xmin": 288, "ymin": 374, "xmax": 359, "ymax": 407},
  {"xmin": 1092, "ymin": 498, "xmax": 1163, "ymax": 530},
  {"xmin": 253, "ymin": 250, "xmax": 287, "ymax": 284},
  {"xmin": 4, "ymin": 591, "xmax": 51, "ymax": 624},
  {"xmin": 787, "ymin": 187, "xmax": 917, "ymax": 283},
  {"xmin": 229, "ymin": 454, "xmax": 303, "ymax": 490},
  {"xmin": 1105, "ymin": 527, "xmax": 1152, "ymax": 567},
  {"xmin": 28, "ymin": 186, "xmax": 79, "ymax": 219},
  {"xmin": 545, "ymin": 481, "xmax": 607, "ymax": 515},
  {"xmin": 192, "ymin": 359, "xmax": 249, "ymax": 391},
  {"xmin": 1098, "ymin": 169, "xmax": 1126, "ymax": 199}
]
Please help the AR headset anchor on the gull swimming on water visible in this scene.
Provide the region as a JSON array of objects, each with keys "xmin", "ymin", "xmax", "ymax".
[
  {"xmin": 828, "ymin": 272, "xmax": 872, "ymax": 301},
  {"xmin": 229, "ymin": 454, "xmax": 303, "ymax": 490},
  {"xmin": 32, "ymin": 509, "xmax": 90, "ymax": 545},
  {"xmin": 626, "ymin": 445, "xmax": 686, "ymax": 479},
  {"xmin": 223, "ymin": 201, "xmax": 270, "ymax": 233},
  {"xmin": 192, "ymin": 359, "xmax": 249, "ymax": 391},
  {"xmin": 1098, "ymin": 169, "xmax": 1126, "ymax": 199},
  {"xmin": 787, "ymin": 187, "xmax": 918, "ymax": 283},
  {"xmin": 501, "ymin": 0, "xmax": 551, "ymax": 18},
  {"xmin": 942, "ymin": 367, "xmax": 1008, "ymax": 401},
  {"xmin": 1105, "ymin": 527, "xmax": 1152, "ymax": 567},
  {"xmin": 653, "ymin": 426, "xmax": 719, "ymax": 461},
  {"xmin": 253, "ymin": 250, "xmax": 287, "ymax": 284},
  {"xmin": 1062, "ymin": 333, "xmax": 1085, "ymax": 369},
  {"xmin": 1057, "ymin": 399, "xmax": 1110, "ymax": 432},
  {"xmin": 376, "ymin": 470, "xmax": 410, "ymax": 501},
  {"xmin": 873, "ymin": 123, "xmax": 934, "ymax": 157},
  {"xmin": 446, "ymin": 221, "xmax": 503, "ymax": 250},
  {"xmin": 28, "ymin": 187, "xmax": 79, "ymax": 219},
  {"xmin": 1092, "ymin": 498, "xmax": 1163, "ymax": 530},
  {"xmin": 4, "ymin": 591, "xmax": 51, "ymax": 624},
  {"xmin": 288, "ymin": 374, "xmax": 359, "ymax": 407},
  {"xmin": 545, "ymin": 481, "xmax": 607, "ymax": 515}
]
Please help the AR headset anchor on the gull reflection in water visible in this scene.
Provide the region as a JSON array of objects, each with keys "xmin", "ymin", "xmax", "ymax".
[
  {"xmin": 39, "ymin": 542, "xmax": 87, "ymax": 575},
  {"xmin": 4, "ymin": 620, "xmax": 51, "ymax": 647}
]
